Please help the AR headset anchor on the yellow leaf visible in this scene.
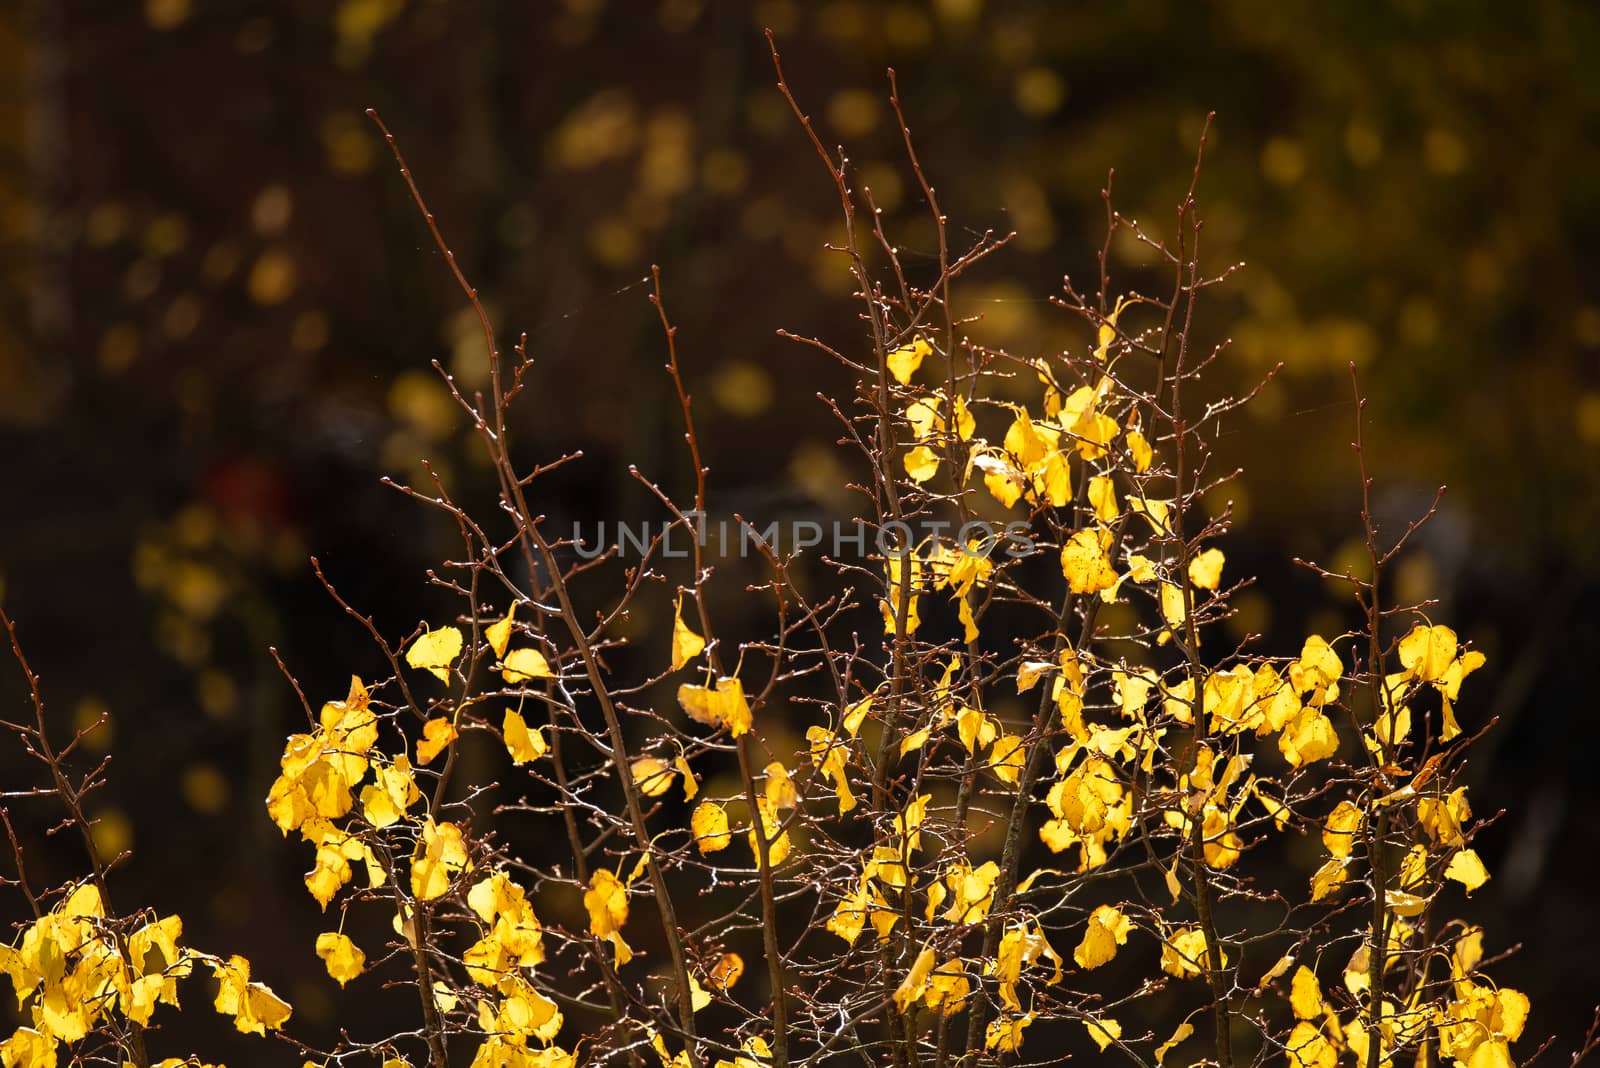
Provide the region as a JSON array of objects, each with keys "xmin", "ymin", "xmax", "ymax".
[
  {"xmin": 410, "ymin": 820, "xmax": 471, "ymax": 900},
  {"xmin": 1280, "ymin": 707, "xmax": 1338, "ymax": 767},
  {"xmin": 671, "ymin": 597, "xmax": 706, "ymax": 671},
  {"xmin": 1160, "ymin": 927, "xmax": 1224, "ymax": 979},
  {"xmin": 899, "ymin": 726, "xmax": 931, "ymax": 756},
  {"xmin": 406, "ymin": 626, "xmax": 463, "ymax": 683},
  {"xmin": 957, "ymin": 706, "xmax": 998, "ymax": 755},
  {"xmin": 691, "ymin": 803, "xmax": 731, "ymax": 853},
  {"xmin": 1440, "ymin": 649, "xmax": 1487, "ymax": 700},
  {"xmin": 893, "ymin": 945, "xmax": 937, "ymax": 1012},
  {"xmin": 1073, "ymin": 905, "xmax": 1131, "ymax": 969},
  {"xmin": 416, "ymin": 717, "xmax": 457, "ymax": 765},
  {"xmin": 584, "ymin": 869, "xmax": 631, "ymax": 966},
  {"xmin": 1420, "ymin": 786, "xmax": 1472, "ymax": 847},
  {"xmin": 1126, "ymin": 427, "xmax": 1153, "ymax": 473},
  {"xmin": 677, "ymin": 676, "xmax": 753, "ymax": 737},
  {"xmin": 502, "ymin": 647, "xmax": 553, "ymax": 683},
  {"xmin": 0, "ymin": 1030, "xmax": 55, "ymax": 1068},
  {"xmin": 764, "ymin": 761, "xmax": 798, "ymax": 811},
  {"xmin": 843, "ymin": 695, "xmax": 872, "ymax": 735},
  {"xmin": 1093, "ymin": 297, "xmax": 1134, "ymax": 361},
  {"xmin": 807, "ymin": 725, "xmax": 857, "ymax": 814},
  {"xmin": 485, "ymin": 606, "xmax": 516, "ymax": 659},
  {"xmin": 1188, "ymin": 547, "xmax": 1225, "ymax": 591},
  {"xmin": 1290, "ymin": 965, "xmax": 1324, "ymax": 1019},
  {"xmin": 896, "ymin": 793, "xmax": 932, "ymax": 852},
  {"xmin": 1085, "ymin": 1016, "xmax": 1122, "ymax": 1051},
  {"xmin": 675, "ymin": 755, "xmax": 698, "ymax": 800},
  {"xmin": 210, "ymin": 955, "xmax": 293, "ymax": 1035},
  {"xmin": 1016, "ymin": 661, "xmax": 1053, "ymax": 693},
  {"xmin": 1322, "ymin": 801, "xmax": 1364, "ymax": 860},
  {"xmin": 989, "ymin": 734, "xmax": 1024, "ymax": 785},
  {"xmin": 974, "ymin": 451, "xmax": 1025, "ymax": 509},
  {"xmin": 689, "ymin": 975, "xmax": 711, "ymax": 1013},
  {"xmin": 1087, "ymin": 475, "xmax": 1119, "ymax": 523},
  {"xmin": 1291, "ymin": 635, "xmax": 1344, "ymax": 704},
  {"xmin": 314, "ymin": 932, "xmax": 365, "ymax": 987},
  {"xmin": 827, "ymin": 877, "xmax": 873, "ymax": 945},
  {"xmin": 985, "ymin": 1013, "xmax": 1033, "ymax": 1054},
  {"xmin": 1060, "ymin": 529, "xmax": 1116, "ymax": 595},
  {"xmin": 1384, "ymin": 889, "xmax": 1427, "ymax": 917},
  {"xmin": 925, "ymin": 957, "xmax": 970, "ymax": 1015},
  {"xmin": 1398, "ymin": 623, "xmax": 1458, "ymax": 683},
  {"xmin": 1286, "ymin": 1020, "xmax": 1337, "ymax": 1068},
  {"xmin": 1160, "ymin": 582, "xmax": 1188, "ymax": 631},
  {"xmin": 631, "ymin": 757, "xmax": 676, "ymax": 798},
  {"xmin": 887, "ymin": 337, "xmax": 932, "ymax": 384},
  {"xmin": 1310, "ymin": 858, "xmax": 1348, "ymax": 902},
  {"xmin": 1445, "ymin": 849, "xmax": 1490, "ymax": 893},
  {"xmin": 503, "ymin": 708, "xmax": 547, "ymax": 764},
  {"xmin": 905, "ymin": 445, "xmax": 941, "ymax": 483},
  {"xmin": 360, "ymin": 755, "xmax": 421, "ymax": 827},
  {"xmin": 747, "ymin": 796, "xmax": 792, "ymax": 866},
  {"xmin": 958, "ymin": 595, "xmax": 979, "ymax": 642},
  {"xmin": 1155, "ymin": 1021, "xmax": 1194, "ymax": 1065},
  {"xmin": 907, "ymin": 396, "xmax": 942, "ymax": 441}
]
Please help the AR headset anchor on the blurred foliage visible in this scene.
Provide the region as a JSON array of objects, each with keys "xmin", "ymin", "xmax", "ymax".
[{"xmin": 2, "ymin": 0, "xmax": 1599, "ymax": 1057}]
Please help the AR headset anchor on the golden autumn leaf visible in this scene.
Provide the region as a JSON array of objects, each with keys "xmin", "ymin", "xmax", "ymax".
[
  {"xmin": 904, "ymin": 445, "xmax": 941, "ymax": 483},
  {"xmin": 671, "ymin": 596, "xmax": 706, "ymax": 671},
  {"xmin": 892, "ymin": 945, "xmax": 937, "ymax": 1012},
  {"xmin": 406, "ymin": 626, "xmax": 463, "ymax": 683},
  {"xmin": 989, "ymin": 734, "xmax": 1024, "ymax": 785},
  {"xmin": 502, "ymin": 647, "xmax": 554, "ymax": 683},
  {"xmin": 314, "ymin": 932, "xmax": 364, "ymax": 987},
  {"xmin": 503, "ymin": 708, "xmax": 547, "ymax": 764},
  {"xmin": 807, "ymin": 725, "xmax": 857, "ymax": 814},
  {"xmin": 360, "ymin": 755, "xmax": 421, "ymax": 828},
  {"xmin": 1286, "ymin": 1020, "xmax": 1336, "ymax": 1068},
  {"xmin": 1445, "ymin": 849, "xmax": 1490, "ymax": 892},
  {"xmin": 1398, "ymin": 623, "xmax": 1458, "ymax": 683},
  {"xmin": 1073, "ymin": 904, "xmax": 1132, "ymax": 969},
  {"xmin": 677, "ymin": 676, "xmax": 753, "ymax": 737},
  {"xmin": 1188, "ymin": 547, "xmax": 1225, "ymax": 591},
  {"xmin": 416, "ymin": 717, "xmax": 457, "ymax": 765},
  {"xmin": 899, "ymin": 724, "xmax": 932, "ymax": 756},
  {"xmin": 1126, "ymin": 426, "xmax": 1153, "ymax": 473},
  {"xmin": 1290, "ymin": 966, "xmax": 1324, "ymax": 1019},
  {"xmin": 709, "ymin": 952, "xmax": 744, "ymax": 991},
  {"xmin": 1155, "ymin": 1022, "xmax": 1194, "ymax": 1065},
  {"xmin": 1160, "ymin": 927, "xmax": 1225, "ymax": 979},
  {"xmin": 631, "ymin": 756, "xmax": 676, "ymax": 798},
  {"xmin": 584, "ymin": 869, "xmax": 631, "ymax": 965},
  {"xmin": 485, "ymin": 606, "xmax": 516, "ymax": 659},
  {"xmin": 887, "ymin": 337, "xmax": 932, "ymax": 384},
  {"xmin": 411, "ymin": 820, "xmax": 470, "ymax": 900},
  {"xmin": 691, "ymin": 802, "xmax": 731, "ymax": 854},
  {"xmin": 986, "ymin": 1013, "xmax": 1033, "ymax": 1054},
  {"xmin": 674, "ymin": 754, "xmax": 698, "ymax": 800},
  {"xmin": 843, "ymin": 694, "xmax": 873, "ymax": 735},
  {"xmin": 210, "ymin": 955, "xmax": 293, "ymax": 1035},
  {"xmin": 1280, "ymin": 706, "xmax": 1338, "ymax": 767},
  {"xmin": 747, "ymin": 796, "xmax": 792, "ymax": 866},
  {"xmin": 1323, "ymin": 801, "xmax": 1364, "ymax": 859},
  {"xmin": 1085, "ymin": 1017, "xmax": 1122, "ymax": 1052},
  {"xmin": 1060, "ymin": 529, "xmax": 1116, "ymax": 595},
  {"xmin": 1310, "ymin": 858, "xmax": 1348, "ymax": 902}
]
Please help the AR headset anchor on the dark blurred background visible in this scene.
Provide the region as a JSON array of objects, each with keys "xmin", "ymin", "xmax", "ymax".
[{"xmin": 2, "ymin": 0, "xmax": 1598, "ymax": 1060}]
